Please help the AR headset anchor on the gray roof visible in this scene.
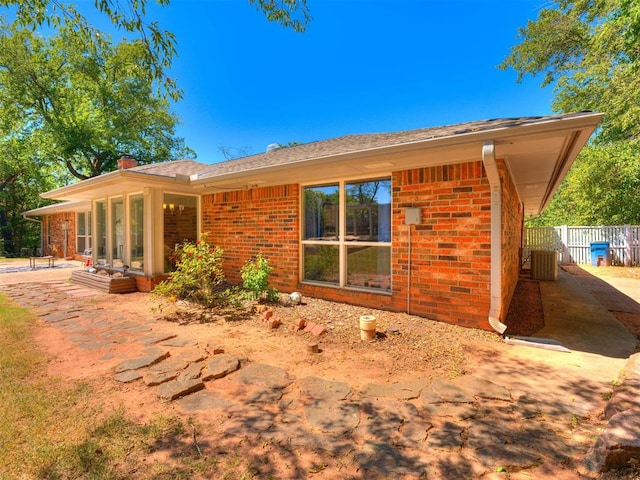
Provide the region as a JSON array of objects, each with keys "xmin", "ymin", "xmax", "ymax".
[
  {"xmin": 195, "ymin": 113, "xmax": 593, "ymax": 180},
  {"xmin": 126, "ymin": 159, "xmax": 211, "ymax": 177}
]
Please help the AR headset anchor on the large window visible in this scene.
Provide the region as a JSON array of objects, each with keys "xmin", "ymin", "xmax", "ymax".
[
  {"xmin": 129, "ymin": 195, "xmax": 144, "ymax": 272},
  {"xmin": 302, "ymin": 178, "xmax": 391, "ymax": 291},
  {"xmin": 76, "ymin": 211, "xmax": 92, "ymax": 254}
]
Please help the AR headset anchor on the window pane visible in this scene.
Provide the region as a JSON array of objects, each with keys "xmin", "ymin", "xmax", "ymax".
[
  {"xmin": 163, "ymin": 194, "xmax": 198, "ymax": 272},
  {"xmin": 76, "ymin": 212, "xmax": 86, "ymax": 253},
  {"xmin": 96, "ymin": 201, "xmax": 107, "ymax": 261},
  {"xmin": 303, "ymin": 244, "xmax": 339, "ymax": 284},
  {"xmin": 129, "ymin": 195, "xmax": 144, "ymax": 272},
  {"xmin": 303, "ymin": 185, "xmax": 339, "ymax": 240},
  {"xmin": 347, "ymin": 245, "xmax": 391, "ymax": 290},
  {"xmin": 77, "ymin": 212, "xmax": 86, "ymax": 235},
  {"xmin": 345, "ymin": 179, "xmax": 391, "ymax": 242},
  {"xmin": 111, "ymin": 198, "xmax": 124, "ymax": 266}
]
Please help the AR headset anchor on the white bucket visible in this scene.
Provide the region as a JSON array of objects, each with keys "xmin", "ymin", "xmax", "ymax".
[{"xmin": 359, "ymin": 315, "xmax": 376, "ymax": 341}]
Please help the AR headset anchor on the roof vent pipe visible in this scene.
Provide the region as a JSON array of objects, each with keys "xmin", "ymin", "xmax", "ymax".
[{"xmin": 482, "ymin": 140, "xmax": 508, "ymax": 335}]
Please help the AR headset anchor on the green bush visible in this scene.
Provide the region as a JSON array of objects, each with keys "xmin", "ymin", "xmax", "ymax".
[
  {"xmin": 241, "ymin": 253, "xmax": 278, "ymax": 302},
  {"xmin": 153, "ymin": 233, "xmax": 235, "ymax": 308}
]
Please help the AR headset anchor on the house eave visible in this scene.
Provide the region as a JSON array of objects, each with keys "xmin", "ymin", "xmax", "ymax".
[
  {"xmin": 42, "ymin": 170, "xmax": 193, "ymax": 202},
  {"xmin": 23, "ymin": 200, "xmax": 92, "ymax": 217},
  {"xmin": 192, "ymin": 113, "xmax": 602, "ymax": 216}
]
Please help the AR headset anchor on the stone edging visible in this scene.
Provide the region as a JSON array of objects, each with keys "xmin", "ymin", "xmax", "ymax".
[{"xmin": 584, "ymin": 352, "xmax": 640, "ymax": 473}]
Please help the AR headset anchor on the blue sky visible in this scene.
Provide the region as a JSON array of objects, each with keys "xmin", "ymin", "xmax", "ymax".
[{"xmin": 106, "ymin": 0, "xmax": 553, "ymax": 164}]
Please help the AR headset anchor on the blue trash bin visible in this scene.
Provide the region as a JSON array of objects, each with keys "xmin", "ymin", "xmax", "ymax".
[{"xmin": 590, "ymin": 242, "xmax": 610, "ymax": 266}]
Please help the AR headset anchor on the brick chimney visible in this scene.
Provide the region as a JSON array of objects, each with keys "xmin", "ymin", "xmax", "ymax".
[{"xmin": 117, "ymin": 154, "xmax": 138, "ymax": 170}]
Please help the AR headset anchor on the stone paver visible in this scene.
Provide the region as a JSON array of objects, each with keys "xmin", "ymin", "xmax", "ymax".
[
  {"xmin": 115, "ymin": 349, "xmax": 170, "ymax": 373},
  {"xmin": 234, "ymin": 363, "xmax": 293, "ymax": 389},
  {"xmin": 157, "ymin": 378, "xmax": 204, "ymax": 401},
  {"xmin": 298, "ymin": 376, "xmax": 350, "ymax": 400},
  {"xmin": 178, "ymin": 390, "xmax": 237, "ymax": 411},
  {"xmin": 202, "ymin": 354, "xmax": 240, "ymax": 380},
  {"xmin": 360, "ymin": 378, "xmax": 429, "ymax": 399},
  {"xmin": 114, "ymin": 370, "xmax": 143, "ymax": 383}
]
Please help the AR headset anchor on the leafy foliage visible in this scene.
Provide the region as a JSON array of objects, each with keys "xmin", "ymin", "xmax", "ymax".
[
  {"xmin": 527, "ymin": 141, "xmax": 640, "ymax": 226},
  {"xmin": 501, "ymin": 0, "xmax": 640, "ymax": 143},
  {"xmin": 249, "ymin": 0, "xmax": 311, "ymax": 33},
  {"xmin": 241, "ymin": 253, "xmax": 278, "ymax": 302},
  {"xmin": 0, "ymin": 0, "xmax": 311, "ymax": 100},
  {"xmin": 0, "ymin": 131, "xmax": 62, "ymax": 255},
  {"xmin": 153, "ymin": 234, "xmax": 234, "ymax": 308},
  {"xmin": 0, "ymin": 22, "xmax": 193, "ymax": 180},
  {"xmin": 503, "ymin": 1, "xmax": 640, "ymax": 225}
]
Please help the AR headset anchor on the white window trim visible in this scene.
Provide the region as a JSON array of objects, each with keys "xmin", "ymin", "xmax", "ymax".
[{"xmin": 75, "ymin": 211, "xmax": 92, "ymax": 254}]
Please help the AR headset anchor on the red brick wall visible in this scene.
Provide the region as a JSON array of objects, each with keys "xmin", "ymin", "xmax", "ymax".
[
  {"xmin": 499, "ymin": 160, "xmax": 524, "ymax": 319},
  {"xmin": 391, "ymin": 162, "xmax": 493, "ymax": 329},
  {"xmin": 201, "ymin": 185, "xmax": 300, "ymax": 289},
  {"xmin": 200, "ymin": 161, "xmax": 521, "ymax": 331},
  {"xmin": 45, "ymin": 213, "xmax": 77, "ymax": 259}
]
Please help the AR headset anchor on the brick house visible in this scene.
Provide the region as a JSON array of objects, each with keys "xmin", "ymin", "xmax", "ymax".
[{"xmin": 25, "ymin": 112, "xmax": 602, "ymax": 332}]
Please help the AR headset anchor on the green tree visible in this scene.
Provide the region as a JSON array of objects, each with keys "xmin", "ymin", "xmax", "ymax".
[
  {"xmin": 500, "ymin": 0, "xmax": 639, "ymax": 143},
  {"xmin": 0, "ymin": 22, "xmax": 193, "ymax": 179},
  {"xmin": 528, "ymin": 142, "xmax": 640, "ymax": 226},
  {"xmin": 0, "ymin": 136, "xmax": 60, "ymax": 255},
  {"xmin": 0, "ymin": 0, "xmax": 311, "ymax": 100},
  {"xmin": 502, "ymin": 1, "xmax": 640, "ymax": 225}
]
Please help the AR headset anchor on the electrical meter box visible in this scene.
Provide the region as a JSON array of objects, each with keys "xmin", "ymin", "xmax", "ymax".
[{"xmin": 405, "ymin": 207, "xmax": 421, "ymax": 225}]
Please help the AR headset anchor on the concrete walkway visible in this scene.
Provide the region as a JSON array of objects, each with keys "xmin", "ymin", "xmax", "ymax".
[
  {"xmin": 0, "ymin": 265, "xmax": 638, "ymax": 478},
  {"xmin": 0, "ymin": 258, "xmax": 83, "ymax": 285}
]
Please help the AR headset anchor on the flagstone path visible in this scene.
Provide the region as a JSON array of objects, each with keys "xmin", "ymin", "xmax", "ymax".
[{"xmin": 1, "ymin": 280, "xmax": 633, "ymax": 479}]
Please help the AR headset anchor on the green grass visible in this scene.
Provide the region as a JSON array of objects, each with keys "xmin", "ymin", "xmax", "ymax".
[{"xmin": 0, "ymin": 293, "xmax": 218, "ymax": 479}]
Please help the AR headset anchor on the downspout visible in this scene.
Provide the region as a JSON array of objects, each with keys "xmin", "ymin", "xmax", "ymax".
[
  {"xmin": 482, "ymin": 141, "xmax": 507, "ymax": 335},
  {"xmin": 22, "ymin": 214, "xmax": 44, "ymax": 256}
]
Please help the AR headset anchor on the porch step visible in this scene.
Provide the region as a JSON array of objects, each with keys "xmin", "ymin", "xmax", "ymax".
[{"xmin": 71, "ymin": 270, "xmax": 138, "ymax": 294}]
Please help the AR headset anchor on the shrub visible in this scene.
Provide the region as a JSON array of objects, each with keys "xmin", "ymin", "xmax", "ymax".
[
  {"xmin": 153, "ymin": 233, "xmax": 233, "ymax": 308},
  {"xmin": 241, "ymin": 253, "xmax": 278, "ymax": 302}
]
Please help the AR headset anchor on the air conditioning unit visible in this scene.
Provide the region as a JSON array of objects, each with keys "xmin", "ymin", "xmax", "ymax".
[{"xmin": 531, "ymin": 250, "xmax": 558, "ymax": 281}]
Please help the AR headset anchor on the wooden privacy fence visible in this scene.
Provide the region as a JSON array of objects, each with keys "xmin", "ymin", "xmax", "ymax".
[{"xmin": 524, "ymin": 225, "xmax": 640, "ymax": 266}]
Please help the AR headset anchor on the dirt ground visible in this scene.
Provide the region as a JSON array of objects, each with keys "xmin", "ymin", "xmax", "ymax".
[{"xmin": 17, "ymin": 267, "xmax": 640, "ymax": 479}]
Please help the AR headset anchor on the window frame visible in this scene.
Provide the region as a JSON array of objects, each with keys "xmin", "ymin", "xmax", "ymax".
[
  {"xmin": 301, "ymin": 176, "xmax": 392, "ymax": 293},
  {"xmin": 76, "ymin": 211, "xmax": 92, "ymax": 254}
]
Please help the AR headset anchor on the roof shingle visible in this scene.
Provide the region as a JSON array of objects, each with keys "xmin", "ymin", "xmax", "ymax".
[{"xmin": 195, "ymin": 113, "xmax": 589, "ymax": 180}]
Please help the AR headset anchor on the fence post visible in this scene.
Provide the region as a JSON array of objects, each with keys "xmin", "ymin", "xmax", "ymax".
[
  {"xmin": 560, "ymin": 225, "xmax": 569, "ymax": 264},
  {"xmin": 625, "ymin": 224, "xmax": 632, "ymax": 267}
]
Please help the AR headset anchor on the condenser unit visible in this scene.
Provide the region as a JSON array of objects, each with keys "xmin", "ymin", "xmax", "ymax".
[{"xmin": 531, "ymin": 250, "xmax": 558, "ymax": 281}]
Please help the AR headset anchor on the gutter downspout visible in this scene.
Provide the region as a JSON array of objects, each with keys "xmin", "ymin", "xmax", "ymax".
[
  {"xmin": 22, "ymin": 214, "xmax": 44, "ymax": 256},
  {"xmin": 482, "ymin": 141, "xmax": 507, "ymax": 335}
]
